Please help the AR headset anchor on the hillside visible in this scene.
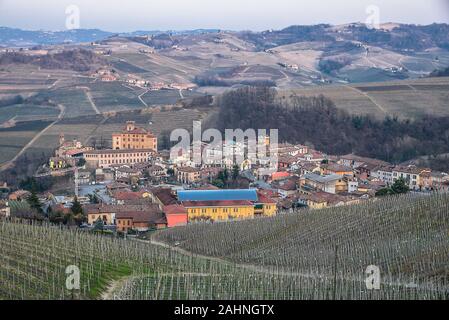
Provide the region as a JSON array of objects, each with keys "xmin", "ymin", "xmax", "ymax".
[
  {"xmin": 1, "ymin": 192, "xmax": 448, "ymax": 300},
  {"xmin": 2, "ymin": 23, "xmax": 449, "ymax": 86},
  {"xmin": 215, "ymin": 86, "xmax": 449, "ymax": 167},
  {"xmin": 0, "ymin": 49, "xmax": 107, "ymax": 72},
  {"xmin": 155, "ymin": 192, "xmax": 449, "ymax": 299}
]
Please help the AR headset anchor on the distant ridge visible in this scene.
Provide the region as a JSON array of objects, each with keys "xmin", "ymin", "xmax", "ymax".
[{"xmin": 1, "ymin": 23, "xmax": 449, "ymax": 48}]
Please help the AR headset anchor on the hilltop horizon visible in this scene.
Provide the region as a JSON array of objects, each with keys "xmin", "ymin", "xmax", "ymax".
[{"xmin": 1, "ymin": 21, "xmax": 449, "ymax": 34}]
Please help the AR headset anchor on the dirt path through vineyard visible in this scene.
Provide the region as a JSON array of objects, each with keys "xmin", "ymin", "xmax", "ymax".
[{"xmin": 101, "ymin": 275, "xmax": 137, "ymax": 300}]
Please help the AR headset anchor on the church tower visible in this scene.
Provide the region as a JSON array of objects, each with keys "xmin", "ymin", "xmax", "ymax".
[{"xmin": 59, "ymin": 133, "xmax": 65, "ymax": 146}]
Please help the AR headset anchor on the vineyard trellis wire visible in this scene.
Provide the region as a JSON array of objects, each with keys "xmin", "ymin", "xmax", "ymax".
[{"xmin": 0, "ymin": 192, "xmax": 448, "ymax": 300}]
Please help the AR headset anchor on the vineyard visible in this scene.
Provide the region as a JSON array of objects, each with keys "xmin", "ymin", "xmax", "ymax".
[
  {"xmin": 155, "ymin": 193, "xmax": 449, "ymax": 299},
  {"xmin": 0, "ymin": 193, "xmax": 448, "ymax": 300}
]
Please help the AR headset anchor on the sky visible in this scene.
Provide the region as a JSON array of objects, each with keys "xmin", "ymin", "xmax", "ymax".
[{"xmin": 0, "ymin": 0, "xmax": 448, "ymax": 32}]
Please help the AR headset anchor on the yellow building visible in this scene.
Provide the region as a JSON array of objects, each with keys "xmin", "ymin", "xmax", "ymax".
[
  {"xmin": 184, "ymin": 200, "xmax": 255, "ymax": 221},
  {"xmin": 178, "ymin": 189, "xmax": 276, "ymax": 222},
  {"xmin": 112, "ymin": 121, "xmax": 157, "ymax": 151}
]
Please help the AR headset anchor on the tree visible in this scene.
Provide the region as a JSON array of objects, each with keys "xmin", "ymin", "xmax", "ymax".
[
  {"xmin": 77, "ymin": 158, "xmax": 86, "ymax": 167},
  {"xmin": 27, "ymin": 191, "xmax": 43, "ymax": 214},
  {"xmin": 93, "ymin": 218, "xmax": 104, "ymax": 231},
  {"xmin": 71, "ymin": 196, "xmax": 83, "ymax": 216},
  {"xmin": 88, "ymin": 194, "xmax": 99, "ymax": 204},
  {"xmin": 390, "ymin": 178, "xmax": 410, "ymax": 195},
  {"xmin": 48, "ymin": 210, "xmax": 65, "ymax": 225},
  {"xmin": 232, "ymin": 165, "xmax": 240, "ymax": 180},
  {"xmin": 376, "ymin": 178, "xmax": 410, "ymax": 197},
  {"xmin": 212, "ymin": 179, "xmax": 225, "ymax": 189},
  {"xmin": 375, "ymin": 188, "xmax": 391, "ymax": 197}
]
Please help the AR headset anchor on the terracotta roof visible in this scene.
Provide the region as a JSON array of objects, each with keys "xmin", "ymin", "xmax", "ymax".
[
  {"xmin": 341, "ymin": 154, "xmax": 389, "ymax": 166},
  {"xmin": 256, "ymin": 192, "xmax": 276, "ymax": 204},
  {"xmin": 272, "ymin": 172, "xmax": 291, "ymax": 180},
  {"xmin": 116, "ymin": 210, "xmax": 166, "ymax": 224},
  {"xmin": 393, "ymin": 166, "xmax": 428, "ymax": 175},
  {"xmin": 113, "ymin": 191, "xmax": 145, "ymax": 201},
  {"xmin": 64, "ymin": 149, "xmax": 89, "ymax": 156},
  {"xmin": 106, "ymin": 182, "xmax": 130, "ymax": 190},
  {"xmin": 85, "ymin": 204, "xmax": 160, "ymax": 214},
  {"xmin": 177, "ymin": 166, "xmax": 201, "ymax": 173},
  {"xmin": 114, "ymin": 128, "xmax": 155, "ymax": 136},
  {"xmin": 306, "ymin": 192, "xmax": 348, "ymax": 205},
  {"xmin": 151, "ymin": 188, "xmax": 178, "ymax": 205},
  {"xmin": 324, "ymin": 163, "xmax": 353, "ymax": 173},
  {"xmin": 164, "ymin": 204, "xmax": 187, "ymax": 215},
  {"xmin": 85, "ymin": 148, "xmax": 154, "ymax": 155}
]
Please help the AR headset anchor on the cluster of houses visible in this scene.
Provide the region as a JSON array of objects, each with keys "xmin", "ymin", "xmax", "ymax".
[
  {"xmin": 91, "ymin": 68, "xmax": 119, "ymax": 82},
  {"xmin": 125, "ymin": 75, "xmax": 196, "ymax": 91},
  {"xmin": 2, "ymin": 121, "xmax": 449, "ymax": 233}
]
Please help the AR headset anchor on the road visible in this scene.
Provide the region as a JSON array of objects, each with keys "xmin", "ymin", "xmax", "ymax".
[
  {"xmin": 77, "ymin": 86, "xmax": 101, "ymax": 115},
  {"xmin": 138, "ymin": 89, "xmax": 149, "ymax": 107},
  {"xmin": 345, "ymin": 85, "xmax": 388, "ymax": 115},
  {"xmin": 83, "ymin": 115, "xmax": 109, "ymax": 146},
  {"xmin": 0, "ymin": 103, "xmax": 66, "ymax": 172}
]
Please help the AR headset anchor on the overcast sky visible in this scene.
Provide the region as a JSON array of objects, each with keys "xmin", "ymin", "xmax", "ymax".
[{"xmin": 0, "ymin": 0, "xmax": 448, "ymax": 32}]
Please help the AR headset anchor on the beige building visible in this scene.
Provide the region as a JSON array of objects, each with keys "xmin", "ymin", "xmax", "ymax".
[
  {"xmin": 112, "ymin": 121, "xmax": 157, "ymax": 151},
  {"xmin": 176, "ymin": 167, "xmax": 201, "ymax": 184},
  {"xmin": 84, "ymin": 149, "xmax": 154, "ymax": 169}
]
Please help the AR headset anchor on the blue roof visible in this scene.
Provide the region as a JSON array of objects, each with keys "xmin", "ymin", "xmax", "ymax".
[{"xmin": 178, "ymin": 189, "xmax": 258, "ymax": 202}]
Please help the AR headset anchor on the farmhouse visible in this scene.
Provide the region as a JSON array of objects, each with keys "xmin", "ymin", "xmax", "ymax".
[
  {"xmin": 85, "ymin": 203, "xmax": 162, "ymax": 226},
  {"xmin": 321, "ymin": 163, "xmax": 354, "ymax": 177},
  {"xmin": 392, "ymin": 165, "xmax": 431, "ymax": 190},
  {"xmin": 116, "ymin": 210, "xmax": 167, "ymax": 232},
  {"xmin": 301, "ymin": 173, "xmax": 344, "ymax": 195},
  {"xmin": 304, "ymin": 192, "xmax": 358, "ymax": 209},
  {"xmin": 176, "ymin": 166, "xmax": 201, "ymax": 184}
]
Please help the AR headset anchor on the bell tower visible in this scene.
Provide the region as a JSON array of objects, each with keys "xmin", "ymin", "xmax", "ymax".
[{"xmin": 59, "ymin": 133, "xmax": 65, "ymax": 146}]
